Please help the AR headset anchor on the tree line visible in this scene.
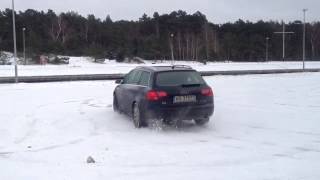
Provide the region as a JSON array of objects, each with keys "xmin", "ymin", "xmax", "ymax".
[{"xmin": 0, "ymin": 9, "xmax": 320, "ymax": 62}]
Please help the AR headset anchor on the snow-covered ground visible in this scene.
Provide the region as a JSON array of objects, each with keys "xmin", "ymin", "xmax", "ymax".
[
  {"xmin": 1, "ymin": 56, "xmax": 320, "ymax": 77},
  {"xmin": 1, "ymin": 73, "xmax": 320, "ymax": 180},
  {"xmin": 0, "ymin": 51, "xmax": 17, "ymax": 65}
]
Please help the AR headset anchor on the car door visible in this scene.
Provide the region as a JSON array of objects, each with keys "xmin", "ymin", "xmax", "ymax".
[
  {"xmin": 121, "ymin": 70, "xmax": 142, "ymax": 115},
  {"xmin": 116, "ymin": 70, "xmax": 136, "ymax": 112},
  {"xmin": 136, "ymin": 71, "xmax": 152, "ymax": 106}
]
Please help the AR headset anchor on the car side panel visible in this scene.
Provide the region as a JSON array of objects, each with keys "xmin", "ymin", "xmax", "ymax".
[
  {"xmin": 114, "ymin": 85, "xmax": 124, "ymax": 111},
  {"xmin": 121, "ymin": 85, "xmax": 149, "ymax": 116}
]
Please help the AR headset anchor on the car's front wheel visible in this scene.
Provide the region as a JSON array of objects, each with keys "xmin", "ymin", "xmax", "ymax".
[
  {"xmin": 113, "ymin": 95, "xmax": 120, "ymax": 113},
  {"xmin": 194, "ymin": 117, "xmax": 210, "ymax": 125},
  {"xmin": 132, "ymin": 103, "xmax": 145, "ymax": 128}
]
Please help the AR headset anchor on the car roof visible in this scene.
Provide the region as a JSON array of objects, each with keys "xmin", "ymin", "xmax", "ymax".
[{"xmin": 136, "ymin": 65, "xmax": 195, "ymax": 72}]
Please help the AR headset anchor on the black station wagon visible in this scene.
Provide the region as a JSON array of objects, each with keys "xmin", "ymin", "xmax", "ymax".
[{"xmin": 113, "ymin": 65, "xmax": 214, "ymax": 128}]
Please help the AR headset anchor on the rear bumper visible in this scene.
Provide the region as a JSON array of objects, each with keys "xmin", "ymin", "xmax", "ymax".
[{"xmin": 144, "ymin": 103, "xmax": 214, "ymax": 120}]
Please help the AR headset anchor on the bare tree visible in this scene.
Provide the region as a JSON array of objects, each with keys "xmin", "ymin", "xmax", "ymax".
[
  {"xmin": 310, "ymin": 23, "xmax": 320, "ymax": 59},
  {"xmin": 84, "ymin": 21, "xmax": 89, "ymax": 42},
  {"xmin": 177, "ymin": 32, "xmax": 182, "ymax": 60},
  {"xmin": 186, "ymin": 34, "xmax": 189, "ymax": 60},
  {"xmin": 49, "ymin": 16, "xmax": 62, "ymax": 41},
  {"xmin": 59, "ymin": 15, "xmax": 73, "ymax": 44},
  {"xmin": 204, "ymin": 22, "xmax": 209, "ymax": 60}
]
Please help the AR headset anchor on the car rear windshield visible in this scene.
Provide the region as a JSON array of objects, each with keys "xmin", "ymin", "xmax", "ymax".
[{"xmin": 156, "ymin": 71, "xmax": 205, "ymax": 86}]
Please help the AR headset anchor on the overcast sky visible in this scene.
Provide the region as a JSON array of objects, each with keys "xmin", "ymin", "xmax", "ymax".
[{"xmin": 0, "ymin": 0, "xmax": 319, "ymax": 23}]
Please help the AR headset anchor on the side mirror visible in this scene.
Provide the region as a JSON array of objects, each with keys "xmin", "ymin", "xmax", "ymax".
[{"xmin": 115, "ymin": 79, "xmax": 123, "ymax": 84}]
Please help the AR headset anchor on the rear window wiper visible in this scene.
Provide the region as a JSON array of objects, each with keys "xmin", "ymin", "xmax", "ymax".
[{"xmin": 181, "ymin": 84, "xmax": 201, "ymax": 87}]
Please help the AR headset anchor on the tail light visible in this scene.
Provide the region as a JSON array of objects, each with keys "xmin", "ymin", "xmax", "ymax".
[
  {"xmin": 146, "ymin": 90, "xmax": 168, "ymax": 101},
  {"xmin": 201, "ymin": 88, "xmax": 213, "ymax": 97}
]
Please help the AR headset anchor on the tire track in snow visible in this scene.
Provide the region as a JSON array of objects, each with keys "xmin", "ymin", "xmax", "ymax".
[
  {"xmin": 14, "ymin": 118, "xmax": 38, "ymax": 144},
  {"xmin": 0, "ymin": 138, "xmax": 84, "ymax": 156}
]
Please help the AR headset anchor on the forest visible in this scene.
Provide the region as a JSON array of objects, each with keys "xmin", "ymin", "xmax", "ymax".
[{"xmin": 0, "ymin": 9, "xmax": 320, "ymax": 62}]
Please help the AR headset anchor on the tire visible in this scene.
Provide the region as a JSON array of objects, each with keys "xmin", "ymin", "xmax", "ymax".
[
  {"xmin": 194, "ymin": 117, "xmax": 210, "ymax": 125},
  {"xmin": 132, "ymin": 103, "xmax": 144, "ymax": 128},
  {"xmin": 113, "ymin": 95, "xmax": 119, "ymax": 112}
]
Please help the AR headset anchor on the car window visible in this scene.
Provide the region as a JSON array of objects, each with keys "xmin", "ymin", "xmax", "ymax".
[
  {"xmin": 125, "ymin": 70, "xmax": 142, "ymax": 84},
  {"xmin": 123, "ymin": 70, "xmax": 136, "ymax": 84},
  {"xmin": 138, "ymin": 71, "xmax": 151, "ymax": 86},
  {"xmin": 131, "ymin": 70, "xmax": 142, "ymax": 84},
  {"xmin": 156, "ymin": 71, "xmax": 205, "ymax": 86}
]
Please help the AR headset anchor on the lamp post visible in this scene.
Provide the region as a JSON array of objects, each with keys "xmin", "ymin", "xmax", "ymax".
[
  {"xmin": 170, "ymin": 33, "xmax": 175, "ymax": 65},
  {"xmin": 22, "ymin": 27, "xmax": 26, "ymax": 65},
  {"xmin": 302, "ymin": 9, "xmax": 308, "ymax": 70},
  {"xmin": 266, "ymin": 37, "xmax": 270, "ymax": 61},
  {"xmin": 12, "ymin": 0, "xmax": 18, "ymax": 83}
]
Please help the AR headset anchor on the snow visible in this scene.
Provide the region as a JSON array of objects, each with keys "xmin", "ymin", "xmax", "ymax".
[
  {"xmin": 1, "ymin": 73, "xmax": 320, "ymax": 179},
  {"xmin": 0, "ymin": 51, "xmax": 19, "ymax": 64},
  {"xmin": 0, "ymin": 56, "xmax": 320, "ymax": 77}
]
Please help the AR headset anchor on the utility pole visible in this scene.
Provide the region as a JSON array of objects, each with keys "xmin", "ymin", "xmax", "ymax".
[
  {"xmin": 23, "ymin": 27, "xmax": 26, "ymax": 65},
  {"xmin": 12, "ymin": 0, "xmax": 18, "ymax": 83},
  {"xmin": 274, "ymin": 21, "xmax": 294, "ymax": 61},
  {"xmin": 302, "ymin": 9, "xmax": 308, "ymax": 70},
  {"xmin": 266, "ymin": 37, "xmax": 270, "ymax": 61},
  {"xmin": 170, "ymin": 33, "xmax": 175, "ymax": 65}
]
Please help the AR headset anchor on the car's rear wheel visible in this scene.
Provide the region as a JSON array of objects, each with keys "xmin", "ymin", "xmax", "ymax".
[
  {"xmin": 194, "ymin": 117, "xmax": 209, "ymax": 125},
  {"xmin": 132, "ymin": 103, "xmax": 145, "ymax": 128}
]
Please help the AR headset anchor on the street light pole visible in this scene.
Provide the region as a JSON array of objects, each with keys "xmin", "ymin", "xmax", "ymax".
[
  {"xmin": 170, "ymin": 33, "xmax": 175, "ymax": 65},
  {"xmin": 12, "ymin": 0, "xmax": 18, "ymax": 83},
  {"xmin": 282, "ymin": 22, "xmax": 285, "ymax": 61},
  {"xmin": 266, "ymin": 37, "xmax": 270, "ymax": 61},
  {"xmin": 23, "ymin": 27, "xmax": 26, "ymax": 65},
  {"xmin": 302, "ymin": 9, "xmax": 308, "ymax": 70}
]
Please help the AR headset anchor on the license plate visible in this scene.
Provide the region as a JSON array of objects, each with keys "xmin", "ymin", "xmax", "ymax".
[{"xmin": 174, "ymin": 95, "xmax": 197, "ymax": 103}]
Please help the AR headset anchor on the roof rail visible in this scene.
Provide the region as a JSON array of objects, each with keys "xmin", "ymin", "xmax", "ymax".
[{"xmin": 171, "ymin": 65, "xmax": 192, "ymax": 69}]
